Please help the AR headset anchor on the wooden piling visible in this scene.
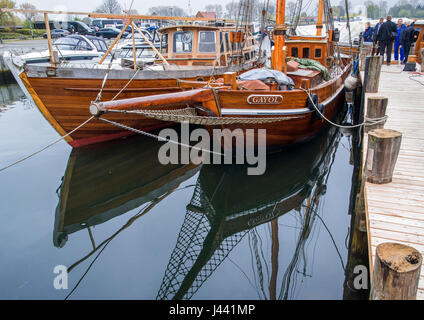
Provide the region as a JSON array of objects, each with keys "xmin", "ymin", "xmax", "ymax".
[
  {"xmin": 365, "ymin": 96, "xmax": 388, "ymax": 133},
  {"xmin": 365, "ymin": 56, "xmax": 383, "ymax": 93},
  {"xmin": 365, "ymin": 129, "xmax": 402, "ymax": 184},
  {"xmin": 359, "ymin": 44, "xmax": 373, "ymax": 72},
  {"xmin": 370, "ymin": 242, "xmax": 422, "ymax": 300}
]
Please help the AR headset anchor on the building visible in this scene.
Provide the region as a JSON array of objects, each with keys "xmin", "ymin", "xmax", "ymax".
[{"xmin": 195, "ymin": 12, "xmax": 216, "ymax": 20}]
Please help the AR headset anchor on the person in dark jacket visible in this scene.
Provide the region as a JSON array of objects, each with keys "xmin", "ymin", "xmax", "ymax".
[
  {"xmin": 373, "ymin": 18, "xmax": 384, "ymax": 55},
  {"xmin": 400, "ymin": 20, "xmax": 417, "ymax": 64},
  {"xmin": 379, "ymin": 15, "xmax": 397, "ymax": 65},
  {"xmin": 363, "ymin": 22, "xmax": 374, "ymax": 43},
  {"xmin": 394, "ymin": 19, "xmax": 405, "ymax": 62}
]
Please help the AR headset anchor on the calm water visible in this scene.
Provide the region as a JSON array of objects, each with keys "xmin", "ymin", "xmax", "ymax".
[{"xmin": 0, "ymin": 83, "xmax": 368, "ymax": 300}]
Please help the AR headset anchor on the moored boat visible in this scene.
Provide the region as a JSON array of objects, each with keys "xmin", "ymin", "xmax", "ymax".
[
  {"xmin": 90, "ymin": 0, "xmax": 353, "ymax": 150},
  {"xmin": 1, "ymin": 9, "xmax": 263, "ymax": 148}
]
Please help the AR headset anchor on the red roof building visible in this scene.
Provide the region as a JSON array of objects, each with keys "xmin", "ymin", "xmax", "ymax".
[{"xmin": 195, "ymin": 11, "xmax": 216, "ymax": 20}]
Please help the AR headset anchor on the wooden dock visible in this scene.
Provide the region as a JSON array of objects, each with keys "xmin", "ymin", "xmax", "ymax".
[{"xmin": 361, "ymin": 63, "xmax": 424, "ymax": 299}]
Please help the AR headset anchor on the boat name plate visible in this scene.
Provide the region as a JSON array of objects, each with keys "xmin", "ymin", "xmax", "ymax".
[{"xmin": 247, "ymin": 95, "xmax": 283, "ymax": 105}]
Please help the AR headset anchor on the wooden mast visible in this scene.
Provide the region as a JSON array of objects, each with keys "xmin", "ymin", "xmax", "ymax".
[
  {"xmin": 316, "ymin": 0, "xmax": 324, "ymax": 36},
  {"xmin": 273, "ymin": 0, "xmax": 286, "ymax": 72}
]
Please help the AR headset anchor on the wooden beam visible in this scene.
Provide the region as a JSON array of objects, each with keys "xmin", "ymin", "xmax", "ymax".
[
  {"xmin": 132, "ymin": 22, "xmax": 169, "ymax": 66},
  {"xmin": 44, "ymin": 12, "xmax": 56, "ymax": 65},
  {"xmin": 99, "ymin": 19, "xmax": 132, "ymax": 65}
]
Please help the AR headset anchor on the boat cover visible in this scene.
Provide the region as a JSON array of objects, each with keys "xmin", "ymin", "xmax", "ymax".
[{"xmin": 239, "ymin": 68, "xmax": 295, "ymax": 87}]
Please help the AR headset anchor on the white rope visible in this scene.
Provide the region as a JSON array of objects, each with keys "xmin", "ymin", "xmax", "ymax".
[
  {"xmin": 300, "ymin": 88, "xmax": 388, "ymax": 129},
  {"xmin": 0, "ymin": 116, "xmax": 94, "ymax": 173},
  {"xmin": 97, "ymin": 117, "xmax": 223, "ymax": 156}
]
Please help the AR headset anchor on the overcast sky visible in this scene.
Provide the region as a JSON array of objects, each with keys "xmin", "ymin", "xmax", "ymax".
[{"xmin": 15, "ymin": 0, "xmax": 369, "ymax": 16}]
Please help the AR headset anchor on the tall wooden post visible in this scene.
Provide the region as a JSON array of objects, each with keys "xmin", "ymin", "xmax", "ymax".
[
  {"xmin": 273, "ymin": 0, "xmax": 286, "ymax": 72},
  {"xmin": 44, "ymin": 13, "xmax": 56, "ymax": 65},
  {"xmin": 365, "ymin": 56, "xmax": 383, "ymax": 93},
  {"xmin": 366, "ymin": 129, "xmax": 402, "ymax": 184},
  {"xmin": 316, "ymin": 0, "xmax": 324, "ymax": 36},
  {"xmin": 365, "ymin": 96, "xmax": 388, "ymax": 133},
  {"xmin": 370, "ymin": 242, "xmax": 422, "ymax": 300}
]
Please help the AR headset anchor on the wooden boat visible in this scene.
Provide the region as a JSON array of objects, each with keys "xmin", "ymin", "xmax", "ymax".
[
  {"xmin": 1, "ymin": 8, "xmax": 263, "ymax": 147},
  {"xmin": 89, "ymin": 0, "xmax": 353, "ymax": 150},
  {"xmin": 53, "ymin": 134, "xmax": 200, "ymax": 248}
]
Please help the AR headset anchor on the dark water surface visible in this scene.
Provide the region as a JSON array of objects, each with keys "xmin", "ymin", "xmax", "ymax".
[{"xmin": 0, "ymin": 83, "xmax": 368, "ymax": 300}]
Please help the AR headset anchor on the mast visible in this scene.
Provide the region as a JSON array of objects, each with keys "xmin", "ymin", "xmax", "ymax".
[
  {"xmin": 316, "ymin": 0, "xmax": 324, "ymax": 36},
  {"xmin": 273, "ymin": 0, "xmax": 286, "ymax": 72}
]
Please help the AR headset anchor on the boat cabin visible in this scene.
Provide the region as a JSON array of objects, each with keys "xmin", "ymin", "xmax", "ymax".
[
  {"xmin": 285, "ymin": 35, "xmax": 328, "ymax": 67},
  {"xmin": 157, "ymin": 25, "xmax": 258, "ymax": 67}
]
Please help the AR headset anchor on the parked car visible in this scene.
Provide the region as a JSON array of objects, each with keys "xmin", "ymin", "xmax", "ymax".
[
  {"xmin": 97, "ymin": 27, "xmax": 129, "ymax": 39},
  {"xmin": 43, "ymin": 29, "xmax": 70, "ymax": 39}
]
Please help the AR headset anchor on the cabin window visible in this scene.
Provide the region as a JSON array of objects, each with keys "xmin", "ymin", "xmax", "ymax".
[
  {"xmin": 225, "ymin": 33, "xmax": 230, "ymax": 52},
  {"xmin": 315, "ymin": 48, "xmax": 322, "ymax": 58},
  {"xmin": 160, "ymin": 33, "xmax": 168, "ymax": 54},
  {"xmin": 173, "ymin": 31, "xmax": 193, "ymax": 53},
  {"xmin": 198, "ymin": 31, "xmax": 216, "ymax": 53},
  {"xmin": 291, "ymin": 47, "xmax": 298, "ymax": 57},
  {"xmin": 302, "ymin": 47, "xmax": 310, "ymax": 58}
]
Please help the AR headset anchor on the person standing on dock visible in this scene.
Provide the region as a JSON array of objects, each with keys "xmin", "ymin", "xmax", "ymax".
[
  {"xmin": 400, "ymin": 19, "xmax": 417, "ymax": 65},
  {"xmin": 394, "ymin": 19, "xmax": 405, "ymax": 63},
  {"xmin": 373, "ymin": 18, "xmax": 384, "ymax": 55},
  {"xmin": 363, "ymin": 22, "xmax": 374, "ymax": 43},
  {"xmin": 379, "ymin": 16, "xmax": 397, "ymax": 66}
]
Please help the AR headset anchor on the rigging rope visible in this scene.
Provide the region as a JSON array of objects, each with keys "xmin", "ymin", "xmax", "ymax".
[{"xmin": 105, "ymin": 107, "xmax": 307, "ymax": 125}]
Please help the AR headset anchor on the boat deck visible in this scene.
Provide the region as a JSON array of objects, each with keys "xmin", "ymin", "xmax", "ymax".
[{"xmin": 362, "ymin": 64, "xmax": 424, "ymax": 299}]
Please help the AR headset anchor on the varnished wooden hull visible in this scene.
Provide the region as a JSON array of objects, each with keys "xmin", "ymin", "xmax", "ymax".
[
  {"xmin": 15, "ymin": 59, "xmax": 263, "ymax": 147},
  {"xmin": 206, "ymin": 63, "xmax": 351, "ymax": 149}
]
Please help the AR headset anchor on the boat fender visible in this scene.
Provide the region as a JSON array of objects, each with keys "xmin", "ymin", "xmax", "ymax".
[
  {"xmin": 307, "ymin": 93, "xmax": 319, "ymax": 111},
  {"xmin": 315, "ymin": 103, "xmax": 325, "ymax": 120},
  {"xmin": 344, "ymin": 75, "xmax": 358, "ymax": 92}
]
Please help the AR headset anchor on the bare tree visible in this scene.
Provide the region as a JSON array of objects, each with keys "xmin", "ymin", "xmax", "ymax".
[
  {"xmin": 94, "ymin": 0, "xmax": 123, "ymax": 14},
  {"xmin": 148, "ymin": 6, "xmax": 187, "ymax": 17}
]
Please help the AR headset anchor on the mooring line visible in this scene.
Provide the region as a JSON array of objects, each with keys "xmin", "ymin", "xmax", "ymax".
[
  {"xmin": 0, "ymin": 116, "xmax": 94, "ymax": 173},
  {"xmin": 301, "ymin": 88, "xmax": 388, "ymax": 129}
]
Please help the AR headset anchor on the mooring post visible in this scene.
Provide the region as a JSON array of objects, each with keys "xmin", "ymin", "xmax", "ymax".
[
  {"xmin": 365, "ymin": 56, "xmax": 383, "ymax": 93},
  {"xmin": 365, "ymin": 128, "xmax": 402, "ymax": 184},
  {"xmin": 365, "ymin": 96, "xmax": 388, "ymax": 133},
  {"xmin": 370, "ymin": 242, "xmax": 422, "ymax": 300},
  {"xmin": 359, "ymin": 44, "xmax": 372, "ymax": 71}
]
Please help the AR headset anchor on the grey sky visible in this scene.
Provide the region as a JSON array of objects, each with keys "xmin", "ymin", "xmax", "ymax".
[{"xmin": 16, "ymin": 0, "xmax": 369, "ymax": 16}]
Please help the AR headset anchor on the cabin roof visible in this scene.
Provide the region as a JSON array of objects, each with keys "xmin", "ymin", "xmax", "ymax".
[{"xmin": 158, "ymin": 25, "xmax": 219, "ymax": 33}]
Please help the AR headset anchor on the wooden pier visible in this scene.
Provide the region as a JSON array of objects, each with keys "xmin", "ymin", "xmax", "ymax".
[{"xmin": 361, "ymin": 63, "xmax": 424, "ymax": 299}]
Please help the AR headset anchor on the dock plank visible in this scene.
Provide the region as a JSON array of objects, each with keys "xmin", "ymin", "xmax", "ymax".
[{"xmin": 362, "ymin": 64, "xmax": 424, "ymax": 300}]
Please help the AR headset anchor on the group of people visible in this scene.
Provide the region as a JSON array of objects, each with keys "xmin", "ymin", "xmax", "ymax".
[{"xmin": 363, "ymin": 16, "xmax": 417, "ymax": 66}]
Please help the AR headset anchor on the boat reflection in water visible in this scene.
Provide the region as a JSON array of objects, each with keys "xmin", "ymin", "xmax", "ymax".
[
  {"xmin": 156, "ymin": 124, "xmax": 345, "ymax": 300},
  {"xmin": 53, "ymin": 135, "xmax": 200, "ymax": 248},
  {"xmin": 54, "ymin": 120, "xmax": 365, "ymax": 299}
]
